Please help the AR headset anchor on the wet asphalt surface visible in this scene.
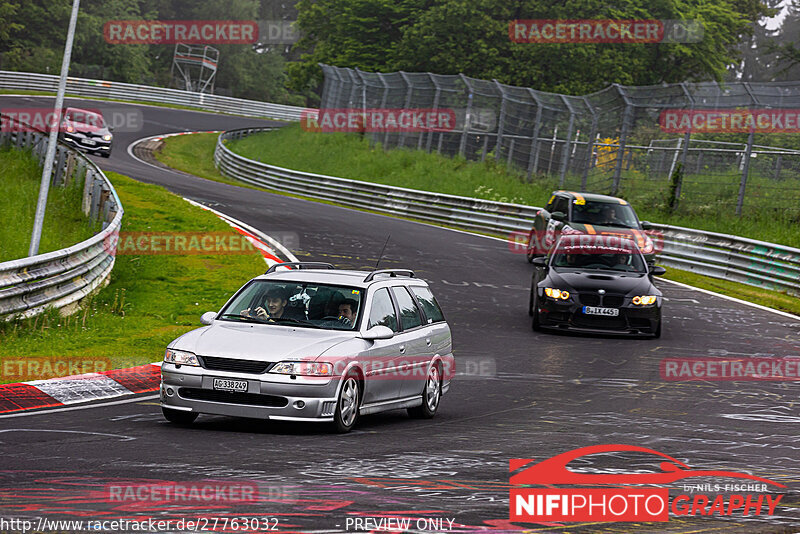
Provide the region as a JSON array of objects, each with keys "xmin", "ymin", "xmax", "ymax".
[{"xmin": 1, "ymin": 95, "xmax": 799, "ymax": 533}]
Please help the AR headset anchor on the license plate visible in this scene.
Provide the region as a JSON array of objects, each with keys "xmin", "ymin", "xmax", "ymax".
[
  {"xmin": 213, "ymin": 378, "xmax": 248, "ymax": 392},
  {"xmin": 81, "ymin": 138, "xmax": 97, "ymax": 146},
  {"xmin": 582, "ymin": 306, "xmax": 619, "ymax": 316}
]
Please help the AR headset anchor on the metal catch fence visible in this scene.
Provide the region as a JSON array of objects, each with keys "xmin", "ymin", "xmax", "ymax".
[{"xmin": 320, "ymin": 64, "xmax": 800, "ymax": 216}]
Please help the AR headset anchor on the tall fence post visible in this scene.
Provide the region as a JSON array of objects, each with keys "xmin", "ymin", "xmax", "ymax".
[
  {"xmin": 398, "ymin": 71, "xmax": 414, "ymax": 149},
  {"xmin": 494, "ymin": 80, "xmax": 507, "ymax": 163},
  {"xmin": 558, "ymin": 96, "xmax": 576, "ymax": 187},
  {"xmin": 426, "ymin": 74, "xmax": 441, "ymax": 153},
  {"xmin": 737, "ymin": 82, "xmax": 758, "ymax": 215},
  {"xmin": 581, "ymin": 97, "xmax": 598, "ymax": 191},
  {"xmin": 611, "ymin": 85, "xmax": 634, "ymax": 195},
  {"xmin": 458, "ymin": 74, "xmax": 473, "ymax": 158},
  {"xmin": 672, "ymin": 82, "xmax": 695, "ymax": 204},
  {"xmin": 526, "ymin": 89, "xmax": 543, "ymax": 181}
]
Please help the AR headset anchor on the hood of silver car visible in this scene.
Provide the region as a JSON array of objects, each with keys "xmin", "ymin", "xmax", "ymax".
[{"xmin": 171, "ymin": 321, "xmax": 357, "ymax": 362}]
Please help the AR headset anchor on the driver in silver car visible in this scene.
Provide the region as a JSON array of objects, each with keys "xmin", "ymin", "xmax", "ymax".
[{"xmin": 241, "ymin": 287, "xmax": 290, "ymax": 320}]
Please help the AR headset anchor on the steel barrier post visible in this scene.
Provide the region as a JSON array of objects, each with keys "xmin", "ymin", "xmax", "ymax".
[
  {"xmin": 612, "ymin": 85, "xmax": 634, "ymax": 195},
  {"xmin": 558, "ymin": 95, "xmax": 576, "ymax": 187},
  {"xmin": 458, "ymin": 74, "xmax": 473, "ymax": 158}
]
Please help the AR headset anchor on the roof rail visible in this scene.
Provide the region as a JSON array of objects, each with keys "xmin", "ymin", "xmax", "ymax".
[
  {"xmin": 265, "ymin": 262, "xmax": 335, "ymax": 275},
  {"xmin": 363, "ymin": 269, "xmax": 416, "ymax": 283}
]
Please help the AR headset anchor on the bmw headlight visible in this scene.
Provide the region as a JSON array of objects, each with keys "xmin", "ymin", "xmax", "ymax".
[
  {"xmin": 164, "ymin": 348, "xmax": 200, "ymax": 366},
  {"xmin": 270, "ymin": 361, "xmax": 333, "ymax": 376},
  {"xmin": 102, "ymin": 133, "xmax": 113, "ymax": 141},
  {"xmin": 544, "ymin": 287, "xmax": 571, "ymax": 300},
  {"xmin": 632, "ymin": 295, "xmax": 658, "ymax": 305}
]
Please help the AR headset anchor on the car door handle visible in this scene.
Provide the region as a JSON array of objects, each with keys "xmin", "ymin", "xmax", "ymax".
[
  {"xmin": 426, "ymin": 338, "xmax": 431, "ymax": 347},
  {"xmin": 399, "ymin": 345, "xmax": 406, "ymax": 353}
]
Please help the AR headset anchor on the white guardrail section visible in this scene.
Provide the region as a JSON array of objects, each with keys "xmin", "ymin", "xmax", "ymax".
[
  {"xmin": 0, "ymin": 125, "xmax": 123, "ymax": 318},
  {"xmin": 215, "ymin": 127, "xmax": 800, "ymax": 298},
  {"xmin": 0, "ymin": 70, "xmax": 307, "ymax": 122}
]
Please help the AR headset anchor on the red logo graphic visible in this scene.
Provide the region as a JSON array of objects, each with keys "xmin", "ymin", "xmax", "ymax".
[
  {"xmin": 510, "ymin": 444, "xmax": 785, "ymax": 523},
  {"xmin": 660, "ymin": 109, "xmax": 800, "ymax": 133},
  {"xmin": 300, "ymin": 108, "xmax": 456, "ymax": 133},
  {"xmin": 104, "ymin": 20, "xmax": 258, "ymax": 44}
]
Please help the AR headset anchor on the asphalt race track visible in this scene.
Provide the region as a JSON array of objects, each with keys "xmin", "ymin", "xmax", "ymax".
[{"xmin": 1, "ymin": 95, "xmax": 799, "ymax": 533}]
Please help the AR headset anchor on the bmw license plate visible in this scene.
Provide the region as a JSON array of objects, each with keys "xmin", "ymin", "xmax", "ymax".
[
  {"xmin": 81, "ymin": 138, "xmax": 97, "ymax": 146},
  {"xmin": 582, "ymin": 306, "xmax": 619, "ymax": 316},
  {"xmin": 213, "ymin": 378, "xmax": 248, "ymax": 392}
]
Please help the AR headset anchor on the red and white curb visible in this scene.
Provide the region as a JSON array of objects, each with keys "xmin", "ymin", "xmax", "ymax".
[
  {"xmin": 0, "ymin": 201, "xmax": 298, "ymax": 415},
  {"xmin": 0, "ymin": 363, "xmax": 161, "ymax": 414}
]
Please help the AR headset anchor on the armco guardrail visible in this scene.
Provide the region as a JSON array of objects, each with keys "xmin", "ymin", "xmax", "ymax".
[
  {"xmin": 0, "ymin": 123, "xmax": 123, "ymax": 319},
  {"xmin": 0, "ymin": 70, "xmax": 306, "ymax": 122},
  {"xmin": 214, "ymin": 127, "xmax": 800, "ymax": 298}
]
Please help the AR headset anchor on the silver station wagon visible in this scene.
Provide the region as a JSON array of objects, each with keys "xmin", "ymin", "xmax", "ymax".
[{"xmin": 160, "ymin": 263, "xmax": 454, "ymax": 432}]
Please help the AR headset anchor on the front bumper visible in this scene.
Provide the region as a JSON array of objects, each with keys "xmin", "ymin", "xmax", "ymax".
[
  {"xmin": 61, "ymin": 133, "xmax": 112, "ymax": 153},
  {"xmin": 538, "ymin": 299, "xmax": 660, "ymax": 336},
  {"xmin": 160, "ymin": 363, "xmax": 341, "ymax": 421}
]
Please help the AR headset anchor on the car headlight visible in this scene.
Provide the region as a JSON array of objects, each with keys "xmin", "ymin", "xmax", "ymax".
[
  {"xmin": 632, "ymin": 295, "xmax": 657, "ymax": 305},
  {"xmin": 164, "ymin": 348, "xmax": 200, "ymax": 366},
  {"xmin": 102, "ymin": 133, "xmax": 113, "ymax": 141},
  {"xmin": 270, "ymin": 361, "xmax": 333, "ymax": 376},
  {"xmin": 544, "ymin": 287, "xmax": 571, "ymax": 300},
  {"xmin": 640, "ymin": 235, "xmax": 654, "ymax": 254},
  {"xmin": 66, "ymin": 125, "xmax": 75, "ymax": 133}
]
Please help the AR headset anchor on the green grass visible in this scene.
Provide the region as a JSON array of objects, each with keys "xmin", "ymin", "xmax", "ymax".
[
  {"xmin": 0, "ymin": 145, "xmax": 100, "ymax": 261},
  {"xmin": 660, "ymin": 269, "xmax": 800, "ymax": 316},
  {"xmin": 0, "ymin": 172, "xmax": 266, "ymax": 383},
  {"xmin": 221, "ymin": 125, "xmax": 800, "ymax": 248}
]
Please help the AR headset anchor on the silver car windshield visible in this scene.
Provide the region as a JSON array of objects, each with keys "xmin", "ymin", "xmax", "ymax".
[{"xmin": 218, "ymin": 280, "xmax": 363, "ymax": 330}]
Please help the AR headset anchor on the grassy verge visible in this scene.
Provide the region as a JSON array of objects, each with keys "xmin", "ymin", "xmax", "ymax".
[
  {"xmin": 224, "ymin": 125, "xmax": 800, "ymax": 248},
  {"xmin": 660, "ymin": 269, "xmax": 800, "ymax": 316},
  {"xmin": 0, "ymin": 172, "xmax": 266, "ymax": 384},
  {"xmin": 0, "ymin": 145, "xmax": 100, "ymax": 261},
  {"xmin": 155, "ymin": 129, "xmax": 800, "ymax": 317}
]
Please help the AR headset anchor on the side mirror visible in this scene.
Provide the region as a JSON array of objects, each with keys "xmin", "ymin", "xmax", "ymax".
[
  {"xmin": 532, "ymin": 256, "xmax": 547, "ymax": 267},
  {"xmin": 200, "ymin": 311, "xmax": 217, "ymax": 325},
  {"xmin": 551, "ymin": 211, "xmax": 566, "ymax": 222},
  {"xmin": 640, "ymin": 220, "xmax": 652, "ymax": 230},
  {"xmin": 360, "ymin": 325, "xmax": 394, "ymax": 340},
  {"xmin": 109, "ymin": 126, "xmax": 115, "ymax": 132},
  {"xmin": 651, "ymin": 266, "xmax": 666, "ymax": 276}
]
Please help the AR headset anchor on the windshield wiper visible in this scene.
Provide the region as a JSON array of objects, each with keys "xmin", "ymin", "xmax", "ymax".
[
  {"xmin": 268, "ymin": 317, "xmax": 321, "ymax": 328},
  {"xmin": 218, "ymin": 313, "xmax": 267, "ymax": 324}
]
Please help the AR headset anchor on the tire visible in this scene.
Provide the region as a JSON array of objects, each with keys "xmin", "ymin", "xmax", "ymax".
[
  {"xmin": 653, "ymin": 320, "xmax": 662, "ymax": 339},
  {"xmin": 332, "ymin": 374, "xmax": 361, "ymax": 433},
  {"xmin": 101, "ymin": 152, "xmax": 111, "ymax": 158},
  {"xmin": 162, "ymin": 407, "xmax": 198, "ymax": 425},
  {"xmin": 408, "ymin": 364, "xmax": 442, "ymax": 419},
  {"xmin": 526, "ymin": 231, "xmax": 537, "ymax": 263},
  {"xmin": 531, "ymin": 292, "xmax": 542, "ymax": 331},
  {"xmin": 528, "ymin": 287, "xmax": 535, "ymax": 316}
]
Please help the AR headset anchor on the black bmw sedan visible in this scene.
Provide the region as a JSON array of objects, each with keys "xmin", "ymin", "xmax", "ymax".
[{"xmin": 529, "ymin": 234, "xmax": 666, "ymax": 337}]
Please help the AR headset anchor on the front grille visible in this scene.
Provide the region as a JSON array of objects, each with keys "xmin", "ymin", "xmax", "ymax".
[
  {"xmin": 578, "ymin": 293, "xmax": 624, "ymax": 307},
  {"xmin": 179, "ymin": 388, "xmax": 287, "ymax": 407},
  {"xmin": 200, "ymin": 355, "xmax": 272, "ymax": 374},
  {"xmin": 579, "ymin": 293, "xmax": 600, "ymax": 306}
]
